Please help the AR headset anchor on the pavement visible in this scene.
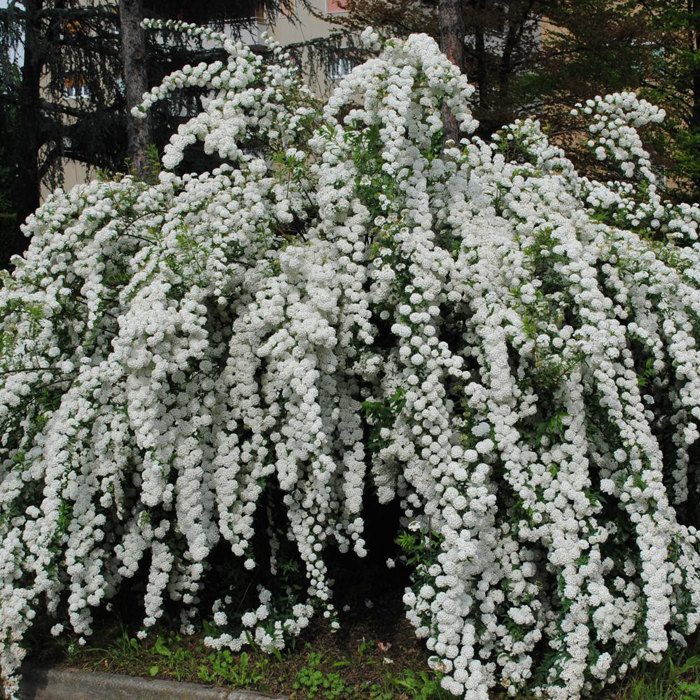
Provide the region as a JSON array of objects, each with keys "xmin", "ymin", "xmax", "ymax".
[{"xmin": 20, "ymin": 667, "xmax": 289, "ymax": 700}]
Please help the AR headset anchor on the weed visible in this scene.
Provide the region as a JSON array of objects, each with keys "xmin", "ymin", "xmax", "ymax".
[
  {"xmin": 293, "ymin": 649, "xmax": 353, "ymax": 699},
  {"xmin": 617, "ymin": 648, "xmax": 700, "ymax": 700},
  {"xmin": 364, "ymin": 668, "xmax": 451, "ymax": 700},
  {"xmin": 41, "ymin": 616, "xmax": 700, "ymax": 700},
  {"xmin": 390, "ymin": 669, "xmax": 448, "ymax": 699},
  {"xmin": 197, "ymin": 650, "xmax": 269, "ymax": 687}
]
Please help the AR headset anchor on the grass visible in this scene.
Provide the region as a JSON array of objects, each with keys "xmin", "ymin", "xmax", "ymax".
[
  {"xmin": 27, "ymin": 609, "xmax": 700, "ymax": 699},
  {"xmin": 615, "ymin": 642, "xmax": 700, "ymax": 700},
  {"xmin": 31, "ymin": 621, "xmax": 453, "ymax": 699},
  {"xmin": 22, "ymin": 552, "xmax": 700, "ymax": 700},
  {"xmin": 26, "ymin": 543, "xmax": 461, "ymax": 698}
]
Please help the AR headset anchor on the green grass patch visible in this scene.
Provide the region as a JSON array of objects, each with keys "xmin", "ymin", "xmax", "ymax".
[
  {"xmin": 28, "ymin": 602, "xmax": 454, "ymax": 699},
  {"xmin": 26, "ymin": 587, "xmax": 700, "ymax": 700},
  {"xmin": 614, "ymin": 636, "xmax": 700, "ymax": 700}
]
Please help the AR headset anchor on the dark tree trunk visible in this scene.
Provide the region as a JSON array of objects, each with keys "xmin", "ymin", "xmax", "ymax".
[
  {"xmin": 438, "ymin": 0, "xmax": 465, "ymax": 144},
  {"xmin": 14, "ymin": 0, "xmax": 44, "ymax": 257},
  {"xmin": 689, "ymin": 0, "xmax": 700, "ymax": 198},
  {"xmin": 497, "ymin": 0, "xmax": 536, "ymax": 127},
  {"xmin": 119, "ymin": 0, "xmax": 151, "ymax": 178},
  {"xmin": 472, "ymin": 0, "xmax": 492, "ymax": 136}
]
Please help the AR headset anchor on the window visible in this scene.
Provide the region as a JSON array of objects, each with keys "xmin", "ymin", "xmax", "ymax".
[
  {"xmin": 63, "ymin": 20, "xmax": 82, "ymax": 35},
  {"xmin": 64, "ymin": 75, "xmax": 89, "ymax": 99},
  {"xmin": 329, "ymin": 57, "xmax": 352, "ymax": 81},
  {"xmin": 326, "ymin": 0, "xmax": 347, "ymax": 13}
]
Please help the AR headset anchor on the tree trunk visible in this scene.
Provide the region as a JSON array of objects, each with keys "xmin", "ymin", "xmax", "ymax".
[
  {"xmin": 119, "ymin": 0, "xmax": 151, "ymax": 178},
  {"xmin": 438, "ymin": 0, "xmax": 465, "ymax": 144},
  {"xmin": 14, "ymin": 0, "xmax": 44, "ymax": 257},
  {"xmin": 689, "ymin": 0, "xmax": 700, "ymax": 198}
]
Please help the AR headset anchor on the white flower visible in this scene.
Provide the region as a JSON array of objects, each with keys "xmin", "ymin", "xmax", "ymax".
[{"xmin": 1, "ymin": 22, "xmax": 699, "ymax": 700}]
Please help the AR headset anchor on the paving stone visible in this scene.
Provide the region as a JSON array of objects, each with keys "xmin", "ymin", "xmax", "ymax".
[{"xmin": 20, "ymin": 667, "xmax": 288, "ymax": 700}]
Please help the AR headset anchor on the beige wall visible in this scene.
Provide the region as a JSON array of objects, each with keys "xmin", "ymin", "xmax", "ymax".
[
  {"xmin": 40, "ymin": 154, "xmax": 94, "ymax": 203},
  {"xmin": 270, "ymin": 0, "xmax": 349, "ymax": 96},
  {"xmin": 233, "ymin": 0, "xmax": 349, "ymax": 95},
  {"xmin": 270, "ymin": 0, "xmax": 341, "ymax": 44}
]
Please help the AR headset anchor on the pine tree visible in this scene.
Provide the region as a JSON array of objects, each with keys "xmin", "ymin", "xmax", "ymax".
[
  {"xmin": 0, "ymin": 48, "xmax": 19, "ymax": 269},
  {"xmin": 0, "ymin": 0, "xmax": 306, "ymax": 265},
  {"xmin": 0, "ymin": 0, "xmax": 125, "ymax": 260}
]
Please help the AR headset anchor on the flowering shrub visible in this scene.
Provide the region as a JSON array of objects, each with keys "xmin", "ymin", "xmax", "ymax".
[{"xmin": 3, "ymin": 20, "xmax": 700, "ymax": 700}]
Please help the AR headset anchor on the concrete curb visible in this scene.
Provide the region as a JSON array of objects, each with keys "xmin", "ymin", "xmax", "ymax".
[{"xmin": 21, "ymin": 667, "xmax": 289, "ymax": 700}]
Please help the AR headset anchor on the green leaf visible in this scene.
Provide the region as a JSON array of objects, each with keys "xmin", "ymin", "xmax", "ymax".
[{"xmin": 154, "ymin": 636, "xmax": 171, "ymax": 657}]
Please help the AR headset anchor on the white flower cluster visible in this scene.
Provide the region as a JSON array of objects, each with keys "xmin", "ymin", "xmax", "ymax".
[
  {"xmin": 572, "ymin": 92, "xmax": 665, "ymax": 181},
  {"xmin": 2, "ymin": 24, "xmax": 700, "ymax": 700}
]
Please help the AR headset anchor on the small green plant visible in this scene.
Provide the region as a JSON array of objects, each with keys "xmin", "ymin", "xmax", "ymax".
[
  {"xmin": 366, "ymin": 668, "xmax": 450, "ymax": 700},
  {"xmin": 618, "ymin": 650, "xmax": 700, "ymax": 700},
  {"xmin": 390, "ymin": 669, "xmax": 447, "ymax": 699},
  {"xmin": 356, "ymin": 637, "xmax": 377, "ymax": 666},
  {"xmin": 197, "ymin": 649, "xmax": 269, "ymax": 687},
  {"xmin": 293, "ymin": 649, "xmax": 352, "ymax": 699},
  {"xmin": 103, "ymin": 629, "xmax": 141, "ymax": 667},
  {"xmin": 146, "ymin": 633, "xmax": 194, "ymax": 681}
]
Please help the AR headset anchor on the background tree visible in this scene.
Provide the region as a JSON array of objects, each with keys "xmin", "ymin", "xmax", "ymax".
[
  {"xmin": 632, "ymin": 0, "xmax": 700, "ymax": 200},
  {"xmin": 0, "ymin": 33, "xmax": 19, "ymax": 270},
  {"xmin": 119, "ymin": 0, "xmax": 151, "ymax": 178},
  {"xmin": 0, "ymin": 0, "xmax": 304, "ymax": 267},
  {"xmin": 519, "ymin": 0, "xmax": 700, "ymax": 201},
  {"xmin": 327, "ymin": 0, "xmax": 700, "ymax": 200},
  {"xmin": 438, "ymin": 0, "xmax": 465, "ymax": 142},
  {"xmin": 0, "ymin": 0, "xmax": 125, "ymax": 262},
  {"xmin": 327, "ymin": 0, "xmax": 547, "ymax": 135}
]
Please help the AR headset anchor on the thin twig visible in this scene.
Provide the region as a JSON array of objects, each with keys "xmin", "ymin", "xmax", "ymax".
[{"xmin": 0, "ymin": 367, "xmax": 65, "ymax": 376}]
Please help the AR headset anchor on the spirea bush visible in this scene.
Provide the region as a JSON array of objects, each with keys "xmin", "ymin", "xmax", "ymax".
[{"xmin": 3, "ymin": 20, "xmax": 700, "ymax": 700}]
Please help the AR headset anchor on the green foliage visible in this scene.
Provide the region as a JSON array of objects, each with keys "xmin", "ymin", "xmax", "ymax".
[
  {"xmin": 293, "ymin": 650, "xmax": 350, "ymax": 699},
  {"xmin": 386, "ymin": 668, "xmax": 448, "ymax": 699},
  {"xmin": 618, "ymin": 644, "xmax": 700, "ymax": 700},
  {"xmin": 39, "ymin": 614, "xmax": 700, "ymax": 700},
  {"xmin": 397, "ymin": 526, "xmax": 444, "ymax": 568},
  {"xmin": 197, "ymin": 650, "xmax": 270, "ymax": 686},
  {"xmin": 362, "ymin": 387, "xmax": 406, "ymax": 452}
]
